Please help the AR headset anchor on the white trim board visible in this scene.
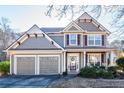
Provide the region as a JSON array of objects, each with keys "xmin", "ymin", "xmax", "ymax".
[
  {"xmin": 87, "ymin": 34, "xmax": 102, "ymax": 46},
  {"xmin": 69, "ymin": 34, "xmax": 78, "ymax": 46}
]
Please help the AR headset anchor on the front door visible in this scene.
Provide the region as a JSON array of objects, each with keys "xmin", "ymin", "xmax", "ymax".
[{"xmin": 67, "ymin": 53, "xmax": 79, "ymax": 74}]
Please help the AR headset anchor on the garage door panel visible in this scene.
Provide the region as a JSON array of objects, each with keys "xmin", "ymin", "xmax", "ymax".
[
  {"xmin": 39, "ymin": 56, "xmax": 59, "ymax": 75},
  {"xmin": 16, "ymin": 57, "xmax": 35, "ymax": 75}
]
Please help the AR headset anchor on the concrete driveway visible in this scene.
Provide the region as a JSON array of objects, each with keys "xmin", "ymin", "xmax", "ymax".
[{"xmin": 0, "ymin": 75, "xmax": 60, "ymax": 88}]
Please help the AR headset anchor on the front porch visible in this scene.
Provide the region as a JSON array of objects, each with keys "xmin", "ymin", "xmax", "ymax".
[{"xmin": 63, "ymin": 49, "xmax": 117, "ymax": 74}]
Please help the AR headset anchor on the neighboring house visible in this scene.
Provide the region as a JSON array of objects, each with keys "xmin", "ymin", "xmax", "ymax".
[{"xmin": 5, "ymin": 12, "xmax": 117, "ymax": 75}]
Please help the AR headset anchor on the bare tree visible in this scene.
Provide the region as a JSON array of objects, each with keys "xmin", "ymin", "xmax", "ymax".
[
  {"xmin": 45, "ymin": 5, "xmax": 124, "ymax": 40},
  {"xmin": 0, "ymin": 17, "xmax": 16, "ymax": 49},
  {"xmin": 45, "ymin": 5, "xmax": 119, "ymax": 20}
]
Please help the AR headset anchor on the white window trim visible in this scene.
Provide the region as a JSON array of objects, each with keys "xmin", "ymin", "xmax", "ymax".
[
  {"xmin": 87, "ymin": 34, "xmax": 102, "ymax": 46},
  {"xmin": 69, "ymin": 34, "xmax": 77, "ymax": 46},
  {"xmin": 87, "ymin": 53, "xmax": 101, "ymax": 66}
]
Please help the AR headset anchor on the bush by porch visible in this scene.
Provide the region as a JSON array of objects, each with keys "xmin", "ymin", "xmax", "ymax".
[{"xmin": 0, "ymin": 61, "xmax": 10, "ymax": 76}]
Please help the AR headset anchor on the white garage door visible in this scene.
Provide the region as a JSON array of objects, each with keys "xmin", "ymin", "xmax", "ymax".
[
  {"xmin": 38, "ymin": 55, "xmax": 60, "ymax": 75},
  {"xmin": 15, "ymin": 55, "xmax": 36, "ymax": 75}
]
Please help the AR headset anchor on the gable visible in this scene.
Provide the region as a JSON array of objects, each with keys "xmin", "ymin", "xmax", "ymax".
[
  {"xmin": 68, "ymin": 26, "xmax": 78, "ymax": 31},
  {"xmin": 5, "ymin": 24, "xmax": 64, "ymax": 51},
  {"xmin": 75, "ymin": 12, "xmax": 111, "ymax": 34},
  {"xmin": 27, "ymin": 24, "xmax": 42, "ymax": 34},
  {"xmin": 63, "ymin": 21, "xmax": 84, "ymax": 32}
]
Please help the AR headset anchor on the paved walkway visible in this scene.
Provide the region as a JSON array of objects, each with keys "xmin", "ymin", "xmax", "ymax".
[{"xmin": 0, "ymin": 75, "xmax": 60, "ymax": 88}]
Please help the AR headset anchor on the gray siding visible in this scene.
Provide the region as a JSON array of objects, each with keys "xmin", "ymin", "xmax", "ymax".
[{"xmin": 15, "ymin": 37, "xmax": 58, "ymax": 49}]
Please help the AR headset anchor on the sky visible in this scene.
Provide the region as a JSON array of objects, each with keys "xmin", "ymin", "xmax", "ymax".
[{"xmin": 0, "ymin": 5, "xmax": 114, "ymax": 33}]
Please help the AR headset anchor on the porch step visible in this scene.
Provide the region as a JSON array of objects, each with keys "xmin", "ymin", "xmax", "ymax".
[{"xmin": 68, "ymin": 70, "xmax": 78, "ymax": 75}]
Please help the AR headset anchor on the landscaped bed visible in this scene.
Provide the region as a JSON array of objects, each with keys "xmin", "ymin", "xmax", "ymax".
[{"xmin": 49, "ymin": 57, "xmax": 124, "ymax": 88}]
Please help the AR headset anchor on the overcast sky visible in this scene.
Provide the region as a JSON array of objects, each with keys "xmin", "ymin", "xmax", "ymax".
[{"xmin": 0, "ymin": 5, "xmax": 114, "ymax": 33}]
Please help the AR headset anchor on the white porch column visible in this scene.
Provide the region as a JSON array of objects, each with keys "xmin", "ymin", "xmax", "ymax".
[
  {"xmin": 110, "ymin": 51, "xmax": 114, "ymax": 66},
  {"xmin": 10, "ymin": 54, "xmax": 12, "ymax": 74},
  {"xmin": 63, "ymin": 52, "xmax": 66, "ymax": 72},
  {"xmin": 36, "ymin": 55, "xmax": 39, "ymax": 75},
  {"xmin": 84, "ymin": 51, "xmax": 86, "ymax": 67}
]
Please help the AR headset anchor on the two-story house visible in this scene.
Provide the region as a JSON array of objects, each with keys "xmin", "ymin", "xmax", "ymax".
[{"xmin": 5, "ymin": 12, "xmax": 117, "ymax": 75}]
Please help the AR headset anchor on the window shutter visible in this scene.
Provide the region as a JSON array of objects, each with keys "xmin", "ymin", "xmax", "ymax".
[
  {"xmin": 101, "ymin": 53, "xmax": 104, "ymax": 64},
  {"xmin": 102, "ymin": 35, "xmax": 105, "ymax": 46},
  {"xmin": 84, "ymin": 35, "xmax": 87, "ymax": 46},
  {"xmin": 77, "ymin": 34, "xmax": 80, "ymax": 45},
  {"xmin": 86, "ymin": 53, "xmax": 87, "ymax": 66},
  {"xmin": 66, "ymin": 34, "xmax": 69, "ymax": 45}
]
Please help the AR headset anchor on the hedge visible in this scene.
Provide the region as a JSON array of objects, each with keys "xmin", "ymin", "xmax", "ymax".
[{"xmin": 0, "ymin": 61, "xmax": 10, "ymax": 75}]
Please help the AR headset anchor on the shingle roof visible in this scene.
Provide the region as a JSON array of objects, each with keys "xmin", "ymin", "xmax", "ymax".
[
  {"xmin": 12, "ymin": 37, "xmax": 58, "ymax": 50},
  {"xmin": 77, "ymin": 22, "xmax": 102, "ymax": 31},
  {"xmin": 41, "ymin": 27, "xmax": 64, "ymax": 32}
]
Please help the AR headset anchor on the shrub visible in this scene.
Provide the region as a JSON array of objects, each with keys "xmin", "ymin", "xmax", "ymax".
[
  {"xmin": 62, "ymin": 71, "xmax": 67, "ymax": 76},
  {"xmin": 101, "ymin": 71, "xmax": 114, "ymax": 79},
  {"xmin": 116, "ymin": 57, "xmax": 124, "ymax": 71},
  {"xmin": 79, "ymin": 66, "xmax": 114, "ymax": 79},
  {"xmin": 0, "ymin": 61, "xmax": 10, "ymax": 75},
  {"xmin": 96, "ymin": 69, "xmax": 114, "ymax": 79},
  {"xmin": 79, "ymin": 67, "xmax": 97, "ymax": 78},
  {"xmin": 107, "ymin": 66, "xmax": 119, "ymax": 74}
]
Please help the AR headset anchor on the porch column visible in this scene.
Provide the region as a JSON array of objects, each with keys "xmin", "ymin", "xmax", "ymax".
[
  {"xmin": 63, "ymin": 51, "xmax": 66, "ymax": 72},
  {"xmin": 110, "ymin": 51, "xmax": 114, "ymax": 66},
  {"xmin": 84, "ymin": 51, "xmax": 86, "ymax": 67},
  {"xmin": 10, "ymin": 54, "xmax": 12, "ymax": 74}
]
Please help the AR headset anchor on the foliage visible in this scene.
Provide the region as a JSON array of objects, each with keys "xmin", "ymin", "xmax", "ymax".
[
  {"xmin": 107, "ymin": 66, "xmax": 119, "ymax": 74},
  {"xmin": 79, "ymin": 66, "xmax": 114, "ymax": 79},
  {"xmin": 79, "ymin": 67, "xmax": 97, "ymax": 78},
  {"xmin": 0, "ymin": 61, "xmax": 10, "ymax": 75},
  {"xmin": 62, "ymin": 71, "xmax": 67, "ymax": 76},
  {"xmin": 96, "ymin": 69, "xmax": 114, "ymax": 79},
  {"xmin": 0, "ymin": 17, "xmax": 17, "ymax": 49},
  {"xmin": 116, "ymin": 57, "xmax": 124, "ymax": 71}
]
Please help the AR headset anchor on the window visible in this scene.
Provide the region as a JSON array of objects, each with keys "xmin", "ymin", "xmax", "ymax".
[
  {"xmin": 69, "ymin": 34, "xmax": 77, "ymax": 45},
  {"xmin": 88, "ymin": 35, "xmax": 101, "ymax": 46},
  {"xmin": 87, "ymin": 53, "xmax": 101, "ymax": 66}
]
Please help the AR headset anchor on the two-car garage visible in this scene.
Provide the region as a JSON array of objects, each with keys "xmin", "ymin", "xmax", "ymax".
[{"xmin": 13, "ymin": 55, "xmax": 60, "ymax": 75}]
